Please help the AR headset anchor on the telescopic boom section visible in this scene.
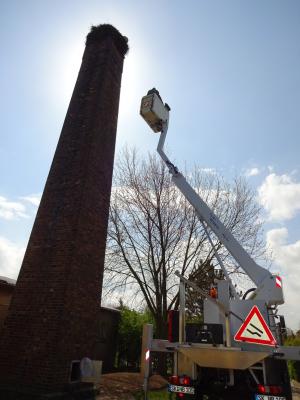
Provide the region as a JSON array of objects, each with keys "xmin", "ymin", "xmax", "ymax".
[{"xmin": 140, "ymin": 89, "xmax": 284, "ymax": 306}]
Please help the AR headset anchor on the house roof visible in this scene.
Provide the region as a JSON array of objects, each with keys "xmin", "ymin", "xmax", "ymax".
[{"xmin": 0, "ymin": 276, "xmax": 16, "ymax": 287}]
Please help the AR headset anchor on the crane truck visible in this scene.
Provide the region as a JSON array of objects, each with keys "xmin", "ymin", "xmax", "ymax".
[{"xmin": 140, "ymin": 88, "xmax": 300, "ymax": 400}]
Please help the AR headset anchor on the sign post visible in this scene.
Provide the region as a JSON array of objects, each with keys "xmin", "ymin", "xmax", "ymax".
[{"xmin": 141, "ymin": 324, "xmax": 153, "ymax": 400}]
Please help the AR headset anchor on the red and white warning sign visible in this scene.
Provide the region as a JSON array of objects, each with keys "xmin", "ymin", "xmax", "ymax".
[
  {"xmin": 276, "ymin": 275, "xmax": 282, "ymax": 288},
  {"xmin": 234, "ymin": 305, "xmax": 277, "ymax": 346}
]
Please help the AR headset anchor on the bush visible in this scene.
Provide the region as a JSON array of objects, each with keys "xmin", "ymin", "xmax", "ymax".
[
  {"xmin": 285, "ymin": 336, "xmax": 300, "ymax": 381},
  {"xmin": 116, "ymin": 302, "xmax": 153, "ymax": 371}
]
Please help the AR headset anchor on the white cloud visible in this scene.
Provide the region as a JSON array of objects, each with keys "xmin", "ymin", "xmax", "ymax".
[
  {"xmin": 20, "ymin": 193, "xmax": 41, "ymax": 207},
  {"xmin": 258, "ymin": 173, "xmax": 300, "ymax": 222},
  {"xmin": 0, "ymin": 236, "xmax": 25, "ymax": 279},
  {"xmin": 266, "ymin": 228, "xmax": 300, "ymax": 331},
  {"xmin": 0, "ymin": 196, "xmax": 28, "ymax": 220},
  {"xmin": 0, "ymin": 193, "xmax": 41, "ymax": 221},
  {"xmin": 245, "ymin": 167, "xmax": 260, "ymax": 177}
]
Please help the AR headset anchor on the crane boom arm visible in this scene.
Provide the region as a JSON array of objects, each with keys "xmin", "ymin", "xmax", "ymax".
[
  {"xmin": 157, "ymin": 124, "xmax": 269, "ymax": 286},
  {"xmin": 140, "ymin": 88, "xmax": 284, "ymax": 305}
]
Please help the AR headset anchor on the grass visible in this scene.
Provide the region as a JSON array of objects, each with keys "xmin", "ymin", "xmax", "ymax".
[{"xmin": 134, "ymin": 390, "xmax": 175, "ymax": 399}]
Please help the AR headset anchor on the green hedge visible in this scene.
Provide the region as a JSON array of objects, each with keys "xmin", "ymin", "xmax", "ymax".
[
  {"xmin": 285, "ymin": 336, "xmax": 300, "ymax": 381},
  {"xmin": 116, "ymin": 304, "xmax": 153, "ymax": 370}
]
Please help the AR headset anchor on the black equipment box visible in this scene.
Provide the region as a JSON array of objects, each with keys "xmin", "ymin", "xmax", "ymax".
[{"xmin": 186, "ymin": 323, "xmax": 224, "ymax": 345}]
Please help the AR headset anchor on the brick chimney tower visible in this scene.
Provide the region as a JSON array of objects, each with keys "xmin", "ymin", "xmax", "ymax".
[{"xmin": 0, "ymin": 25, "xmax": 128, "ymax": 399}]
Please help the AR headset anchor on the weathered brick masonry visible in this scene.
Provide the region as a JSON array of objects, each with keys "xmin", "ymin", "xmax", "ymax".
[{"xmin": 0, "ymin": 25, "xmax": 128, "ymax": 398}]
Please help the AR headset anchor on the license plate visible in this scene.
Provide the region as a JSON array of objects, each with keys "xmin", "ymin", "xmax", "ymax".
[
  {"xmin": 168, "ymin": 384, "xmax": 195, "ymax": 394},
  {"xmin": 255, "ymin": 395, "xmax": 286, "ymax": 400}
]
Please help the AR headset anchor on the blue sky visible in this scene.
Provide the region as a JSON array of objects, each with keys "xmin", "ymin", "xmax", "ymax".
[{"xmin": 0, "ymin": 1, "xmax": 300, "ymax": 329}]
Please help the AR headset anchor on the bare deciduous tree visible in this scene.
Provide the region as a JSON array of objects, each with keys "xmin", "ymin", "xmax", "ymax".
[{"xmin": 104, "ymin": 147, "xmax": 265, "ymax": 341}]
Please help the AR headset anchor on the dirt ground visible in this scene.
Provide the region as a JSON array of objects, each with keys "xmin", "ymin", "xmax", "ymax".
[
  {"xmin": 97, "ymin": 372, "xmax": 168, "ymax": 400},
  {"xmin": 96, "ymin": 373, "xmax": 300, "ymax": 399},
  {"xmin": 292, "ymin": 380, "xmax": 300, "ymax": 399}
]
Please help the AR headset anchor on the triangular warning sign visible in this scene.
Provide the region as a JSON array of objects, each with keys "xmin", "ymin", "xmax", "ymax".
[{"xmin": 234, "ymin": 305, "xmax": 277, "ymax": 346}]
